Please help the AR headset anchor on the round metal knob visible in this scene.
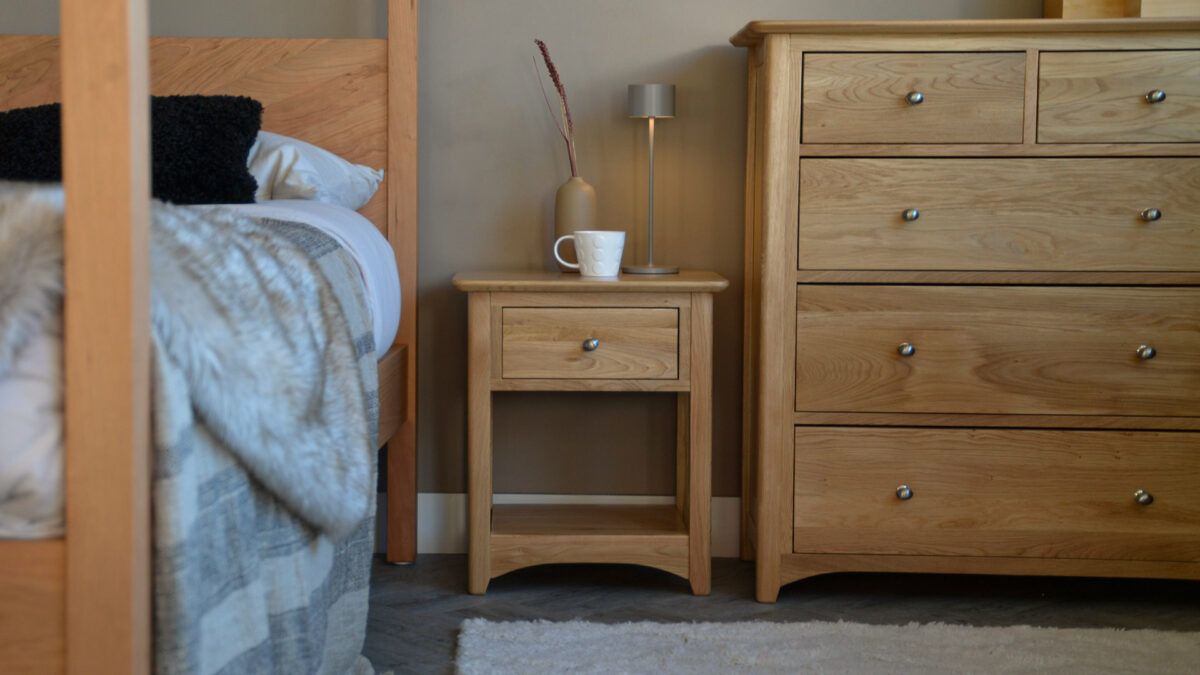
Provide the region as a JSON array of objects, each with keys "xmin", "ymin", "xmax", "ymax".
[
  {"xmin": 902, "ymin": 208, "xmax": 920, "ymax": 222},
  {"xmin": 897, "ymin": 342, "xmax": 915, "ymax": 357},
  {"xmin": 905, "ymin": 91, "xmax": 924, "ymax": 105},
  {"xmin": 1145, "ymin": 89, "xmax": 1167, "ymax": 104},
  {"xmin": 1140, "ymin": 208, "xmax": 1162, "ymax": 222},
  {"xmin": 582, "ymin": 338, "xmax": 599, "ymax": 352},
  {"xmin": 896, "ymin": 485, "xmax": 914, "ymax": 500},
  {"xmin": 1136, "ymin": 344, "xmax": 1156, "ymax": 360},
  {"xmin": 1134, "ymin": 489, "xmax": 1154, "ymax": 506}
]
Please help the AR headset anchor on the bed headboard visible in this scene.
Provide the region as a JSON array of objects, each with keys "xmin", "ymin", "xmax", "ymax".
[{"xmin": 0, "ymin": 36, "xmax": 391, "ymax": 233}]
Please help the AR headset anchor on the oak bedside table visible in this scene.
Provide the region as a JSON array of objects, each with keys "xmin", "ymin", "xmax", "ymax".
[{"xmin": 452, "ymin": 270, "xmax": 729, "ymax": 595}]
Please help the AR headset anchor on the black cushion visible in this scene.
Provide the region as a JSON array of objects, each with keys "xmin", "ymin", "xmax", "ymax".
[{"xmin": 0, "ymin": 95, "xmax": 263, "ymax": 204}]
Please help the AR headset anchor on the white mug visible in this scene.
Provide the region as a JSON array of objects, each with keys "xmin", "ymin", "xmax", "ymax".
[{"xmin": 554, "ymin": 230, "xmax": 626, "ymax": 278}]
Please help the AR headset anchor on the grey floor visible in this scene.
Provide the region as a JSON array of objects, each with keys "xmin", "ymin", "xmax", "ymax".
[{"xmin": 363, "ymin": 554, "xmax": 1200, "ymax": 674}]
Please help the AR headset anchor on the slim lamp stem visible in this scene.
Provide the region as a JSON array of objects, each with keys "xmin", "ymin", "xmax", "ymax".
[{"xmin": 647, "ymin": 116, "xmax": 655, "ymax": 266}]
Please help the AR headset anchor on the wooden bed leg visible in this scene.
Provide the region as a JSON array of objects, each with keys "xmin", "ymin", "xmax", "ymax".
[{"xmin": 385, "ymin": 425, "xmax": 418, "ymax": 563}]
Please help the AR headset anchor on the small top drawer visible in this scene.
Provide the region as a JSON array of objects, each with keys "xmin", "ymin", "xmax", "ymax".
[
  {"xmin": 501, "ymin": 307, "xmax": 679, "ymax": 380},
  {"xmin": 801, "ymin": 52, "xmax": 1026, "ymax": 144},
  {"xmin": 1039, "ymin": 50, "xmax": 1200, "ymax": 143}
]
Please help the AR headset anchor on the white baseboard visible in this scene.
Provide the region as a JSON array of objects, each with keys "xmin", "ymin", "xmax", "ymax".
[{"xmin": 378, "ymin": 493, "xmax": 741, "ymax": 558}]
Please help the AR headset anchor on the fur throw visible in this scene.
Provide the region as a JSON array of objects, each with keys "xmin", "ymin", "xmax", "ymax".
[{"xmin": 0, "ymin": 183, "xmax": 371, "ymax": 538}]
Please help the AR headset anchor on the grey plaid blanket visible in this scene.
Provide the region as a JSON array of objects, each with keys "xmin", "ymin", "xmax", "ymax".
[{"xmin": 0, "ymin": 185, "xmax": 377, "ymax": 674}]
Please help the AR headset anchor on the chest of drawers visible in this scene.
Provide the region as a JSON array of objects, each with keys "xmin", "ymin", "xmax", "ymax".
[{"xmin": 733, "ymin": 18, "xmax": 1200, "ymax": 602}]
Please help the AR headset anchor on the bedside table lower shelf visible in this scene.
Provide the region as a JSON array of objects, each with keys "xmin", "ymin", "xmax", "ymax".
[{"xmin": 490, "ymin": 504, "xmax": 691, "ymax": 579}]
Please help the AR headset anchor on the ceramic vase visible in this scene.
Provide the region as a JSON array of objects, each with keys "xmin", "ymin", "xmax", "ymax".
[{"xmin": 553, "ymin": 176, "xmax": 596, "ymax": 272}]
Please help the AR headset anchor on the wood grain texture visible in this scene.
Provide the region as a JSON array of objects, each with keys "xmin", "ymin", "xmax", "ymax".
[
  {"xmin": 793, "ymin": 411, "xmax": 1200, "ymax": 430},
  {"xmin": 1131, "ymin": 0, "xmax": 1200, "ymax": 17},
  {"xmin": 793, "ymin": 427, "xmax": 1200, "ymax": 561},
  {"xmin": 60, "ymin": 0, "xmax": 152, "ymax": 672},
  {"xmin": 798, "ymin": 158, "xmax": 1200, "ymax": 271},
  {"xmin": 687, "ymin": 293, "xmax": 713, "ymax": 595},
  {"xmin": 730, "ymin": 18, "xmax": 1200, "ymax": 46},
  {"xmin": 1039, "ymin": 50, "xmax": 1200, "ymax": 142},
  {"xmin": 467, "ymin": 292, "xmax": 492, "ymax": 594},
  {"xmin": 0, "ymin": 541, "xmax": 64, "ymax": 673},
  {"xmin": 1045, "ymin": 0, "xmax": 1127, "ymax": 17},
  {"xmin": 797, "ymin": 142, "xmax": 1200, "ymax": 156},
  {"xmin": 376, "ymin": 344, "xmax": 408, "ymax": 446},
  {"xmin": 795, "ymin": 285, "xmax": 1200, "ymax": 417},
  {"xmin": 778, "ymin": 553, "xmax": 1200, "ymax": 586},
  {"xmin": 752, "ymin": 34, "xmax": 799, "ymax": 604},
  {"xmin": 490, "ymin": 505, "xmax": 690, "ymax": 579},
  {"xmin": 740, "ymin": 48, "xmax": 763, "ymax": 563},
  {"xmin": 802, "ymin": 52, "xmax": 1026, "ymax": 143},
  {"xmin": 500, "ymin": 308, "xmax": 679, "ymax": 380},
  {"xmin": 452, "ymin": 269, "xmax": 728, "ymax": 293},
  {"xmin": 385, "ymin": 0, "xmax": 419, "ymax": 563},
  {"xmin": 793, "ymin": 270, "xmax": 1200, "ymax": 285}
]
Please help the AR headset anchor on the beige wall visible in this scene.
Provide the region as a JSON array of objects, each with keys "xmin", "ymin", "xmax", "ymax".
[{"xmin": 2, "ymin": 1, "xmax": 1043, "ymax": 497}]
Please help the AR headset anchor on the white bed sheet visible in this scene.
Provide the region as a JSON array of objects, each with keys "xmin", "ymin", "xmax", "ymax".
[{"xmin": 0, "ymin": 200, "xmax": 400, "ymax": 539}]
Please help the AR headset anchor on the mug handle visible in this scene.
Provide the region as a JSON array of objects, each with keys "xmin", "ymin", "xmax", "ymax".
[{"xmin": 553, "ymin": 234, "xmax": 580, "ymax": 270}]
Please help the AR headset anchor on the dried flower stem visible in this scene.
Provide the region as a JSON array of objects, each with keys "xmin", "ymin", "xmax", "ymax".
[{"xmin": 534, "ymin": 39, "xmax": 578, "ymax": 177}]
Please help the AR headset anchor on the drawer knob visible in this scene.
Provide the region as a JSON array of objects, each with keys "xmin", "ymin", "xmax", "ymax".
[
  {"xmin": 897, "ymin": 342, "xmax": 916, "ymax": 357},
  {"xmin": 1136, "ymin": 344, "xmax": 1156, "ymax": 360},
  {"xmin": 902, "ymin": 208, "xmax": 920, "ymax": 222},
  {"xmin": 896, "ymin": 485, "xmax": 914, "ymax": 500},
  {"xmin": 1145, "ymin": 89, "xmax": 1167, "ymax": 104},
  {"xmin": 582, "ymin": 338, "xmax": 600, "ymax": 352},
  {"xmin": 1140, "ymin": 207, "xmax": 1162, "ymax": 222},
  {"xmin": 905, "ymin": 91, "xmax": 924, "ymax": 105},
  {"xmin": 1134, "ymin": 489, "xmax": 1154, "ymax": 506}
]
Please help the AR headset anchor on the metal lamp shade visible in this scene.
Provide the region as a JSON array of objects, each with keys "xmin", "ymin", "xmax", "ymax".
[{"xmin": 627, "ymin": 83, "xmax": 675, "ymax": 118}]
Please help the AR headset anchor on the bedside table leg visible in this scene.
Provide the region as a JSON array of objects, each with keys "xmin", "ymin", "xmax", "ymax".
[
  {"xmin": 467, "ymin": 292, "xmax": 492, "ymax": 594},
  {"xmin": 687, "ymin": 293, "xmax": 713, "ymax": 595}
]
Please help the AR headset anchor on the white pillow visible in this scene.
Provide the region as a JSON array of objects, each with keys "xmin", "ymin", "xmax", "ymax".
[{"xmin": 247, "ymin": 130, "xmax": 384, "ymax": 210}]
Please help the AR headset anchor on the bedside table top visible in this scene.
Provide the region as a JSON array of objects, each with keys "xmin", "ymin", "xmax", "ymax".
[{"xmin": 452, "ymin": 269, "xmax": 729, "ymax": 293}]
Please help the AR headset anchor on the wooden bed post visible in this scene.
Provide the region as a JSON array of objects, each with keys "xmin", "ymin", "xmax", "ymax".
[
  {"xmin": 387, "ymin": 0, "xmax": 420, "ymax": 563},
  {"xmin": 60, "ymin": 0, "xmax": 152, "ymax": 671}
]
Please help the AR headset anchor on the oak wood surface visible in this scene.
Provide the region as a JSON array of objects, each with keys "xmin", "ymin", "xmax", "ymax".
[
  {"xmin": 467, "ymin": 292, "xmax": 492, "ymax": 594},
  {"xmin": 1039, "ymin": 50, "xmax": 1200, "ymax": 142},
  {"xmin": 738, "ymin": 17, "xmax": 1200, "ymax": 603},
  {"xmin": 802, "ymin": 52, "xmax": 1026, "ymax": 144},
  {"xmin": 385, "ymin": 0, "xmax": 420, "ymax": 564},
  {"xmin": 730, "ymin": 18, "xmax": 1200, "ymax": 46},
  {"xmin": 793, "ymin": 427, "xmax": 1200, "ymax": 560},
  {"xmin": 0, "ymin": 540, "xmax": 64, "ymax": 673},
  {"xmin": 376, "ymin": 344, "xmax": 408, "ymax": 445},
  {"xmin": 686, "ymin": 293, "xmax": 713, "ymax": 595},
  {"xmin": 452, "ymin": 269, "xmax": 728, "ymax": 293},
  {"xmin": 797, "ymin": 158, "xmax": 1200, "ymax": 271},
  {"xmin": 794, "ymin": 285, "xmax": 1200, "ymax": 417},
  {"xmin": 60, "ymin": 0, "xmax": 152, "ymax": 672},
  {"xmin": 500, "ymin": 307, "xmax": 679, "ymax": 380},
  {"xmin": 460, "ymin": 277, "xmax": 724, "ymax": 594},
  {"xmin": 1131, "ymin": 0, "xmax": 1200, "ymax": 17},
  {"xmin": 796, "ymin": 142, "xmax": 1200, "ymax": 155},
  {"xmin": 1045, "ymin": 0, "xmax": 1128, "ymax": 18},
  {"xmin": 779, "ymin": 553, "xmax": 1200, "ymax": 586}
]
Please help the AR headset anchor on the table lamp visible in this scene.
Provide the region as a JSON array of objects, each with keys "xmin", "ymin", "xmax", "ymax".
[{"xmin": 623, "ymin": 83, "xmax": 677, "ymax": 274}]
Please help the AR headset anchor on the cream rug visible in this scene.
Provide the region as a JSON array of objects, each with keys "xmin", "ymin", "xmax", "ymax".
[{"xmin": 456, "ymin": 619, "xmax": 1200, "ymax": 674}]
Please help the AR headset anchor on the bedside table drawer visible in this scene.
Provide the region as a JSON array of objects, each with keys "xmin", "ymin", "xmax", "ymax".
[
  {"xmin": 801, "ymin": 52, "xmax": 1026, "ymax": 143},
  {"xmin": 501, "ymin": 307, "xmax": 679, "ymax": 380},
  {"xmin": 1039, "ymin": 50, "xmax": 1200, "ymax": 143}
]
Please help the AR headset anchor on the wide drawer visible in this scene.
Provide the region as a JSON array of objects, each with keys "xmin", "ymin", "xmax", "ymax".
[
  {"xmin": 794, "ymin": 285, "xmax": 1200, "ymax": 416},
  {"xmin": 801, "ymin": 52, "xmax": 1026, "ymax": 143},
  {"xmin": 501, "ymin": 307, "xmax": 678, "ymax": 379},
  {"xmin": 797, "ymin": 157, "xmax": 1200, "ymax": 271},
  {"xmin": 1039, "ymin": 50, "xmax": 1200, "ymax": 142},
  {"xmin": 793, "ymin": 427, "xmax": 1200, "ymax": 561}
]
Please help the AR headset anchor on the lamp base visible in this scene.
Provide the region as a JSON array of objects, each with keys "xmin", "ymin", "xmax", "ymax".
[{"xmin": 622, "ymin": 264, "xmax": 679, "ymax": 275}]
